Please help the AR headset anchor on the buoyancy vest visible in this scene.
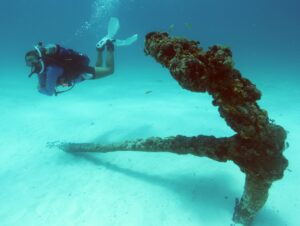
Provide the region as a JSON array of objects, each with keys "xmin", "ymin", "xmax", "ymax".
[{"xmin": 43, "ymin": 44, "xmax": 91, "ymax": 84}]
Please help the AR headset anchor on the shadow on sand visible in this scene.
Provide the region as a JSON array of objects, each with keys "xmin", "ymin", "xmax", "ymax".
[{"xmin": 63, "ymin": 152, "xmax": 287, "ymax": 225}]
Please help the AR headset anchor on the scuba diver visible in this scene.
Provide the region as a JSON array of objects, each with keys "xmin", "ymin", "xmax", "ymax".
[{"xmin": 25, "ymin": 17, "xmax": 138, "ymax": 96}]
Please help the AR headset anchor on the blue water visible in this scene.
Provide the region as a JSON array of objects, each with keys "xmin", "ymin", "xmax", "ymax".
[
  {"xmin": 1, "ymin": 0, "xmax": 299, "ymax": 70},
  {"xmin": 0, "ymin": 1, "xmax": 299, "ymax": 226}
]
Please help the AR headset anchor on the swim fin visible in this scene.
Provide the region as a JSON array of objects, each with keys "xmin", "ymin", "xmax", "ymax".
[
  {"xmin": 115, "ymin": 34, "xmax": 138, "ymax": 46},
  {"xmin": 107, "ymin": 17, "xmax": 120, "ymax": 39},
  {"xmin": 96, "ymin": 17, "xmax": 120, "ymax": 49},
  {"xmin": 96, "ymin": 17, "xmax": 138, "ymax": 49}
]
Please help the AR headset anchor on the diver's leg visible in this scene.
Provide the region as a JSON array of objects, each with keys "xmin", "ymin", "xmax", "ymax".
[
  {"xmin": 105, "ymin": 46, "xmax": 114, "ymax": 73},
  {"xmin": 95, "ymin": 49, "xmax": 104, "ymax": 67},
  {"xmin": 94, "ymin": 42, "xmax": 114, "ymax": 79}
]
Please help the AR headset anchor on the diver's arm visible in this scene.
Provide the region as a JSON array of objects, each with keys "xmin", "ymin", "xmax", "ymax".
[{"xmin": 38, "ymin": 66, "xmax": 63, "ymax": 96}]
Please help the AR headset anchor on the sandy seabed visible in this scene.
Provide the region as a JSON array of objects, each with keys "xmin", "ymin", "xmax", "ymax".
[{"xmin": 0, "ymin": 63, "xmax": 299, "ymax": 226}]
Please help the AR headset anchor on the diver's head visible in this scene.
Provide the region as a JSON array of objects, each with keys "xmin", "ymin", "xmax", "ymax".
[
  {"xmin": 25, "ymin": 46, "xmax": 44, "ymax": 77},
  {"xmin": 25, "ymin": 50, "xmax": 39, "ymax": 67}
]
